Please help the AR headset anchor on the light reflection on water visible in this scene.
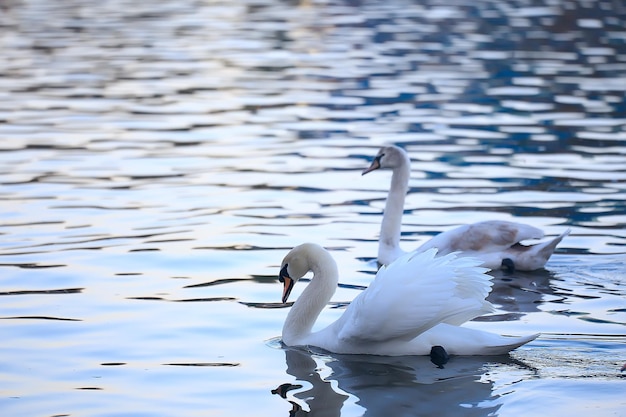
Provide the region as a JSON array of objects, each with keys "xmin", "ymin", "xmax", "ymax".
[{"xmin": 0, "ymin": 0, "xmax": 625, "ymax": 416}]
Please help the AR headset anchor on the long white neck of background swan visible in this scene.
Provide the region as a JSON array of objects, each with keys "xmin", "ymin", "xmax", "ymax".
[
  {"xmin": 282, "ymin": 251, "xmax": 339, "ymax": 346},
  {"xmin": 379, "ymin": 159, "xmax": 410, "ymax": 260}
]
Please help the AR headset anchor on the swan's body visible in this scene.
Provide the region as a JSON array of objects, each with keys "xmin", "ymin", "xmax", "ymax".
[
  {"xmin": 279, "ymin": 243, "xmax": 538, "ymax": 356},
  {"xmin": 363, "ymin": 145, "xmax": 570, "ymax": 270}
]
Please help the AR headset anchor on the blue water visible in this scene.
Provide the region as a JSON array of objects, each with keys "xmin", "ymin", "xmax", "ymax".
[{"xmin": 0, "ymin": 0, "xmax": 625, "ymax": 416}]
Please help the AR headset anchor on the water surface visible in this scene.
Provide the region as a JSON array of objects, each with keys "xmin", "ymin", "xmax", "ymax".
[{"xmin": 1, "ymin": 0, "xmax": 625, "ymax": 416}]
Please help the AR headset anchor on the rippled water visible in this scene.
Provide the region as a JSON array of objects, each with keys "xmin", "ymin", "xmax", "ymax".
[{"xmin": 1, "ymin": 0, "xmax": 625, "ymax": 415}]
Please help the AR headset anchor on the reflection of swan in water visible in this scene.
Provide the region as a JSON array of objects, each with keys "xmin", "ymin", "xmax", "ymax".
[
  {"xmin": 464, "ymin": 267, "xmax": 559, "ymax": 332},
  {"xmin": 362, "ymin": 145, "xmax": 570, "ymax": 271},
  {"xmin": 272, "ymin": 347, "xmax": 348, "ymax": 417},
  {"xmin": 279, "ymin": 243, "xmax": 538, "ymax": 356},
  {"xmin": 274, "ymin": 347, "xmax": 534, "ymax": 417},
  {"xmin": 487, "ymin": 268, "xmax": 558, "ymax": 319}
]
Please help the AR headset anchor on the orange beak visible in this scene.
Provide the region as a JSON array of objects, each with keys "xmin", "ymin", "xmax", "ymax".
[
  {"xmin": 279, "ymin": 264, "xmax": 295, "ymax": 303},
  {"xmin": 362, "ymin": 156, "xmax": 381, "ymax": 175}
]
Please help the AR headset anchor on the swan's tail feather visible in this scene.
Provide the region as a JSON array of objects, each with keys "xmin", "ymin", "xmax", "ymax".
[
  {"xmin": 479, "ymin": 333, "xmax": 540, "ymax": 356},
  {"xmin": 436, "ymin": 324, "xmax": 540, "ymax": 356},
  {"xmin": 537, "ymin": 228, "xmax": 570, "ymax": 258},
  {"xmin": 508, "ymin": 228, "xmax": 570, "ymax": 270}
]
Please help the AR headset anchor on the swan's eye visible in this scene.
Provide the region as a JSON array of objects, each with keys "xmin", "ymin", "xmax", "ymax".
[{"xmin": 279, "ymin": 264, "xmax": 289, "ymax": 282}]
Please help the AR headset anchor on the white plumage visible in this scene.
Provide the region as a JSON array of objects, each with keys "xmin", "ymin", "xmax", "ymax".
[
  {"xmin": 279, "ymin": 243, "xmax": 538, "ymax": 356},
  {"xmin": 363, "ymin": 145, "xmax": 570, "ymax": 270}
]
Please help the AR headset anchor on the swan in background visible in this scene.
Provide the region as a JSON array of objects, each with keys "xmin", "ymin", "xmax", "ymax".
[
  {"xmin": 362, "ymin": 145, "xmax": 570, "ymax": 270},
  {"xmin": 279, "ymin": 243, "xmax": 538, "ymax": 356}
]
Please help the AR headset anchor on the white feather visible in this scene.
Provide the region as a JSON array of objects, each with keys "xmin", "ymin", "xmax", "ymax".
[
  {"xmin": 363, "ymin": 145, "xmax": 570, "ymax": 270},
  {"xmin": 280, "ymin": 244, "xmax": 538, "ymax": 356}
]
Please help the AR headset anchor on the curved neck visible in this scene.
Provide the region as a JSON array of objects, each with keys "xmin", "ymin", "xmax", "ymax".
[
  {"xmin": 282, "ymin": 250, "xmax": 339, "ymax": 346},
  {"xmin": 379, "ymin": 157, "xmax": 410, "ymax": 259}
]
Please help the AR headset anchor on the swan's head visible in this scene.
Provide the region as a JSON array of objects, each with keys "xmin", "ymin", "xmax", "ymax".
[
  {"xmin": 279, "ymin": 243, "xmax": 319, "ymax": 303},
  {"xmin": 362, "ymin": 145, "xmax": 409, "ymax": 175}
]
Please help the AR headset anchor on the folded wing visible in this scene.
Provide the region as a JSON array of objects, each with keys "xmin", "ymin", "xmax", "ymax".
[
  {"xmin": 335, "ymin": 249, "xmax": 494, "ymax": 345},
  {"xmin": 416, "ymin": 220, "xmax": 544, "ymax": 255}
]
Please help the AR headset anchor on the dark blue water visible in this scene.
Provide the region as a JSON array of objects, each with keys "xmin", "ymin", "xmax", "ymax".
[{"xmin": 0, "ymin": 0, "xmax": 625, "ymax": 416}]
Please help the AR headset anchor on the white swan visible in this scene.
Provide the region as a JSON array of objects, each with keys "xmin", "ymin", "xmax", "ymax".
[
  {"xmin": 363, "ymin": 145, "xmax": 570, "ymax": 270},
  {"xmin": 279, "ymin": 243, "xmax": 538, "ymax": 356}
]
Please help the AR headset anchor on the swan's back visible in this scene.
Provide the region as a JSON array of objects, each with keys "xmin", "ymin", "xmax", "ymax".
[
  {"xmin": 416, "ymin": 221, "xmax": 544, "ymax": 255},
  {"xmin": 331, "ymin": 249, "xmax": 494, "ymax": 349}
]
